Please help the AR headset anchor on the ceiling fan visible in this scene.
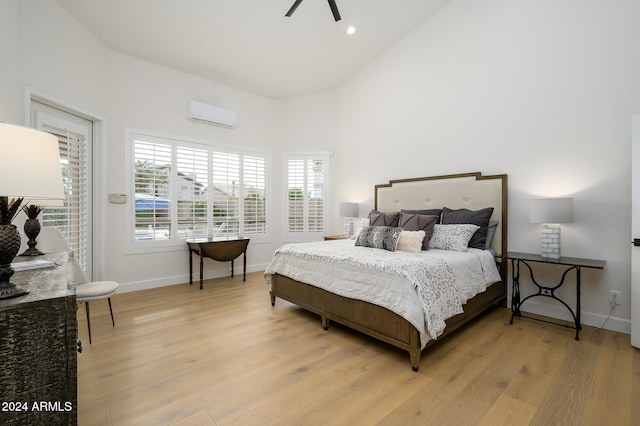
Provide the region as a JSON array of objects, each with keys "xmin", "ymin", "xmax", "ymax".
[{"xmin": 285, "ymin": 0, "xmax": 342, "ymax": 22}]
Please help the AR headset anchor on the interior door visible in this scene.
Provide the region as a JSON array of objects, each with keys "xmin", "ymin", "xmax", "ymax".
[{"xmin": 631, "ymin": 114, "xmax": 640, "ymax": 348}]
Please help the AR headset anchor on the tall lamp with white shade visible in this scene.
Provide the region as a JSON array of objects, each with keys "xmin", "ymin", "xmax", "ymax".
[
  {"xmin": 529, "ymin": 197, "xmax": 574, "ymax": 259},
  {"xmin": 0, "ymin": 123, "xmax": 64, "ymax": 299}
]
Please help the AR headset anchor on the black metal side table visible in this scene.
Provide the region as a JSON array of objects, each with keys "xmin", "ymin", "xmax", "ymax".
[{"xmin": 507, "ymin": 251, "xmax": 606, "ymax": 340}]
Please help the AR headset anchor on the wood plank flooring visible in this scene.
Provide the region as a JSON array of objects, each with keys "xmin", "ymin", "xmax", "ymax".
[{"xmin": 77, "ymin": 272, "xmax": 640, "ymax": 425}]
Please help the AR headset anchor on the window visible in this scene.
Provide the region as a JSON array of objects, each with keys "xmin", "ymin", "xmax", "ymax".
[
  {"xmin": 128, "ymin": 130, "xmax": 269, "ymax": 251},
  {"xmin": 284, "ymin": 152, "xmax": 328, "ymax": 240}
]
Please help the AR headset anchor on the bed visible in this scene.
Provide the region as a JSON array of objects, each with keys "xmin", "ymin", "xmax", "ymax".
[{"xmin": 265, "ymin": 172, "xmax": 508, "ymax": 371}]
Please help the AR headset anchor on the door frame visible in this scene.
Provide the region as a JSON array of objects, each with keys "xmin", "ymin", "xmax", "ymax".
[
  {"xmin": 24, "ymin": 87, "xmax": 108, "ymax": 281},
  {"xmin": 631, "ymin": 114, "xmax": 640, "ymax": 348}
]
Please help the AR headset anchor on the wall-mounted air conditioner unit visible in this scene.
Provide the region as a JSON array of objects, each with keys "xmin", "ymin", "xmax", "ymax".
[{"xmin": 188, "ymin": 100, "xmax": 237, "ymax": 128}]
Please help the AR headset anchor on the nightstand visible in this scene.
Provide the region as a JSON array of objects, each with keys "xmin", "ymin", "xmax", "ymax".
[
  {"xmin": 324, "ymin": 235, "xmax": 349, "ymax": 241},
  {"xmin": 507, "ymin": 251, "xmax": 606, "ymax": 340}
]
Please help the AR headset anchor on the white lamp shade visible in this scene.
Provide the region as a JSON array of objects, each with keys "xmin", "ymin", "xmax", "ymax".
[
  {"xmin": 339, "ymin": 202, "xmax": 358, "ymax": 217},
  {"xmin": 529, "ymin": 198, "xmax": 574, "ymax": 224},
  {"xmin": 0, "ymin": 123, "xmax": 64, "ymax": 201}
]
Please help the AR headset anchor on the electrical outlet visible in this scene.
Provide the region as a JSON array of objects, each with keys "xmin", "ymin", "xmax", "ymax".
[{"xmin": 609, "ymin": 290, "xmax": 621, "ymax": 306}]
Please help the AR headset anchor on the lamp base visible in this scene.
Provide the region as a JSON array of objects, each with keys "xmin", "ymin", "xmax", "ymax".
[
  {"xmin": 540, "ymin": 223, "xmax": 561, "ymax": 259},
  {"xmin": 19, "ymin": 247, "xmax": 44, "ymax": 256},
  {"xmin": 343, "ymin": 217, "xmax": 354, "ymax": 237},
  {"xmin": 0, "ymin": 222, "xmax": 28, "ymax": 299},
  {"xmin": 0, "ymin": 279, "xmax": 29, "ymax": 300}
]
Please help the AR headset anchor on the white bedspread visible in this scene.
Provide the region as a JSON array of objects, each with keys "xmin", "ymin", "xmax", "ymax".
[{"xmin": 264, "ymin": 239, "xmax": 501, "ymax": 348}]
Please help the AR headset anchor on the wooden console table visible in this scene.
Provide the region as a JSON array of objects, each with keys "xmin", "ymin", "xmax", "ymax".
[{"xmin": 187, "ymin": 238, "xmax": 250, "ymax": 289}]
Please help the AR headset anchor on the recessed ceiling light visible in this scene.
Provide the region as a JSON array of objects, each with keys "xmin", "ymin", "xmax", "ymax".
[{"xmin": 346, "ymin": 26, "xmax": 356, "ymax": 35}]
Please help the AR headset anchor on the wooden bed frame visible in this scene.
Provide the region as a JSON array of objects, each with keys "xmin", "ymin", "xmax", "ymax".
[{"xmin": 270, "ymin": 172, "xmax": 508, "ymax": 371}]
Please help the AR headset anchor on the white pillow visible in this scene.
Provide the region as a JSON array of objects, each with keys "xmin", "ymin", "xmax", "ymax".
[
  {"xmin": 429, "ymin": 224, "xmax": 480, "ymax": 252},
  {"xmin": 396, "ymin": 230, "xmax": 426, "ymax": 253},
  {"xmin": 351, "ymin": 218, "xmax": 370, "ymax": 240}
]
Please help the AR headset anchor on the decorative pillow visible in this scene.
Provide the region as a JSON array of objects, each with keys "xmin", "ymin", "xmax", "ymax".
[
  {"xmin": 401, "ymin": 208, "xmax": 442, "ymax": 223},
  {"xmin": 441, "ymin": 207, "xmax": 494, "ymax": 249},
  {"xmin": 355, "ymin": 225, "xmax": 402, "ymax": 252},
  {"xmin": 368, "ymin": 210, "xmax": 400, "ymax": 227},
  {"xmin": 399, "ymin": 213, "xmax": 438, "ymax": 250},
  {"xmin": 351, "ymin": 218, "xmax": 370, "ymax": 240},
  {"xmin": 396, "ymin": 230, "xmax": 426, "ymax": 253},
  {"xmin": 485, "ymin": 220, "xmax": 499, "ymax": 249},
  {"xmin": 429, "ymin": 224, "xmax": 480, "ymax": 252}
]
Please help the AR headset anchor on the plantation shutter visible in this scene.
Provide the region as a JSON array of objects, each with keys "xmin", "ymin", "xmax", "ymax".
[
  {"xmin": 176, "ymin": 145, "xmax": 209, "ymax": 239},
  {"xmin": 285, "ymin": 153, "xmax": 328, "ymax": 240},
  {"xmin": 40, "ymin": 125, "xmax": 90, "ymax": 273},
  {"xmin": 133, "ymin": 138, "xmax": 172, "ymax": 241},
  {"xmin": 128, "ymin": 131, "xmax": 269, "ymax": 249},
  {"xmin": 211, "ymin": 151, "xmax": 241, "ymax": 236},
  {"xmin": 242, "ymin": 154, "xmax": 267, "ymax": 236},
  {"xmin": 307, "ymin": 158, "xmax": 325, "ymax": 233},
  {"xmin": 287, "ymin": 157, "xmax": 306, "ymax": 234}
]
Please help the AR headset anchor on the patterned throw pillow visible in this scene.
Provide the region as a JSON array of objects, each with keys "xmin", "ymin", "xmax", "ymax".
[
  {"xmin": 429, "ymin": 224, "xmax": 480, "ymax": 252},
  {"xmin": 355, "ymin": 225, "xmax": 402, "ymax": 252},
  {"xmin": 350, "ymin": 218, "xmax": 370, "ymax": 240}
]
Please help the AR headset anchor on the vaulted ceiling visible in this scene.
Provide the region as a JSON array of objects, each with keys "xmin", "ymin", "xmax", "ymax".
[{"xmin": 55, "ymin": 0, "xmax": 452, "ymax": 99}]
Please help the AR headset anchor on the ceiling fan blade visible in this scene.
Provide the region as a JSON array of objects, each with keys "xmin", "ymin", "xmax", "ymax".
[
  {"xmin": 327, "ymin": 0, "xmax": 341, "ymax": 21},
  {"xmin": 285, "ymin": 0, "xmax": 304, "ymax": 17}
]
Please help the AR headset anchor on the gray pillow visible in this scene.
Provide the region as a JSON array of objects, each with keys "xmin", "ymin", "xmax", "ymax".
[
  {"xmin": 442, "ymin": 207, "xmax": 494, "ymax": 249},
  {"xmin": 401, "ymin": 209, "xmax": 442, "ymax": 223},
  {"xmin": 399, "ymin": 213, "xmax": 438, "ymax": 250},
  {"xmin": 355, "ymin": 225, "xmax": 402, "ymax": 252},
  {"xmin": 368, "ymin": 210, "xmax": 400, "ymax": 227},
  {"xmin": 485, "ymin": 220, "xmax": 499, "ymax": 249}
]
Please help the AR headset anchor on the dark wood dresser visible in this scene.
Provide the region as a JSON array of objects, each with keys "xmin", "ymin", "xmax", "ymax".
[{"xmin": 0, "ymin": 252, "xmax": 77, "ymax": 425}]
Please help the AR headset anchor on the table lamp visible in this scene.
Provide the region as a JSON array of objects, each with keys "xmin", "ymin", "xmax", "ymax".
[
  {"xmin": 529, "ymin": 197, "xmax": 574, "ymax": 259},
  {"xmin": 339, "ymin": 202, "xmax": 358, "ymax": 237},
  {"xmin": 0, "ymin": 123, "xmax": 65, "ymax": 299}
]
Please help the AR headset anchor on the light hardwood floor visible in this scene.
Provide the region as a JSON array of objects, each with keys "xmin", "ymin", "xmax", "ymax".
[{"xmin": 78, "ymin": 272, "xmax": 640, "ymax": 425}]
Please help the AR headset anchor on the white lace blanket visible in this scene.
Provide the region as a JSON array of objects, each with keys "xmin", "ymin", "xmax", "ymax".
[{"xmin": 264, "ymin": 240, "xmax": 500, "ymax": 346}]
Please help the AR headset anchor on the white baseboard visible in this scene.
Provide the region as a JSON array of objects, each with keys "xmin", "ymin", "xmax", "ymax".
[
  {"xmin": 513, "ymin": 299, "xmax": 631, "ymax": 335},
  {"xmin": 117, "ymin": 263, "xmax": 269, "ymax": 294}
]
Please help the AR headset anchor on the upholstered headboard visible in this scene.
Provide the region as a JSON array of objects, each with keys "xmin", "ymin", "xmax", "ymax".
[{"xmin": 374, "ymin": 172, "xmax": 508, "ymax": 258}]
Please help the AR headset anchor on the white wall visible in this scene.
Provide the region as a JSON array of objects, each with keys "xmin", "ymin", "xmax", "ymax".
[
  {"xmin": 0, "ymin": 0, "xmax": 21, "ymax": 124},
  {"xmin": 321, "ymin": 0, "xmax": 639, "ymax": 331},
  {"xmin": 19, "ymin": 0, "xmax": 109, "ymax": 115}
]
